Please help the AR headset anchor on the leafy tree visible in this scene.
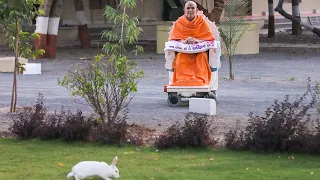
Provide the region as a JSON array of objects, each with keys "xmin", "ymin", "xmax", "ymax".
[
  {"xmin": 59, "ymin": 0, "xmax": 144, "ymax": 123},
  {"xmin": 0, "ymin": 0, "xmax": 44, "ymax": 112}
]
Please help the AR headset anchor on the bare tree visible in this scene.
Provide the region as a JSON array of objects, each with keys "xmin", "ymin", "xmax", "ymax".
[
  {"xmin": 275, "ymin": 0, "xmax": 320, "ymax": 37},
  {"xmin": 268, "ymin": 0, "xmax": 275, "ymax": 37}
]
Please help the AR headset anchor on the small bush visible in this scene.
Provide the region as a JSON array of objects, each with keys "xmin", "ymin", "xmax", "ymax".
[
  {"xmin": 34, "ymin": 111, "xmax": 63, "ymax": 140},
  {"xmin": 224, "ymin": 120, "xmax": 247, "ymax": 150},
  {"xmin": 8, "ymin": 95, "xmax": 158, "ymax": 147},
  {"xmin": 154, "ymin": 122, "xmax": 182, "ymax": 149},
  {"xmin": 10, "ymin": 94, "xmax": 94, "ymax": 142},
  {"xmin": 90, "ymin": 116, "xmax": 128, "ymax": 145},
  {"xmin": 9, "ymin": 94, "xmax": 46, "ymax": 139},
  {"xmin": 155, "ymin": 114, "xmax": 217, "ymax": 149},
  {"xmin": 225, "ymin": 79, "xmax": 320, "ymax": 153},
  {"xmin": 60, "ymin": 110, "xmax": 94, "ymax": 142}
]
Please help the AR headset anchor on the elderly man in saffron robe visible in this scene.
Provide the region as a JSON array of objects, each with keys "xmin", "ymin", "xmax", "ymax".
[{"xmin": 169, "ymin": 0, "xmax": 214, "ymax": 86}]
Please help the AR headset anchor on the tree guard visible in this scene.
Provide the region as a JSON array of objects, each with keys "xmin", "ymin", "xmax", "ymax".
[{"xmin": 34, "ymin": 0, "xmax": 63, "ymax": 59}]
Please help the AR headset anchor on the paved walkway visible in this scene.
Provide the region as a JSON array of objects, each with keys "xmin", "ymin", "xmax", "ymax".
[{"xmin": 0, "ymin": 48, "xmax": 319, "ymax": 133}]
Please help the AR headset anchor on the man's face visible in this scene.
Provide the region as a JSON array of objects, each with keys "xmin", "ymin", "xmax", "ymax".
[{"xmin": 184, "ymin": 2, "xmax": 197, "ymax": 21}]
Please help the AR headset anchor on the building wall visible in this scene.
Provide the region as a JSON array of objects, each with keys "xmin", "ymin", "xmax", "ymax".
[
  {"xmin": 60, "ymin": 0, "xmax": 164, "ymax": 26},
  {"xmin": 60, "ymin": 0, "xmax": 320, "ymax": 25},
  {"xmin": 252, "ymin": 0, "xmax": 320, "ymax": 17},
  {"xmin": 127, "ymin": 0, "xmax": 163, "ymax": 21},
  {"xmin": 61, "ymin": 0, "xmax": 104, "ymax": 25}
]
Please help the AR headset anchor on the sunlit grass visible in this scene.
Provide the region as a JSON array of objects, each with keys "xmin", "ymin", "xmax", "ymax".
[{"xmin": 0, "ymin": 138, "xmax": 320, "ymax": 180}]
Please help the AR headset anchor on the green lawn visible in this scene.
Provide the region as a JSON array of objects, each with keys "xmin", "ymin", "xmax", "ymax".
[{"xmin": 0, "ymin": 139, "xmax": 320, "ymax": 180}]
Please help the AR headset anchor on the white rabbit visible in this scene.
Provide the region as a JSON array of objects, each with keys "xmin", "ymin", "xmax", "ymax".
[{"xmin": 67, "ymin": 156, "xmax": 119, "ymax": 180}]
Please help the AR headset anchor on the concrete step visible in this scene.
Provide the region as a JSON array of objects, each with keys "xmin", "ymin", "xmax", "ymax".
[
  {"xmin": 263, "ymin": 23, "xmax": 292, "ymax": 29},
  {"xmin": 263, "ymin": 18, "xmax": 292, "ymax": 29},
  {"xmin": 92, "ymin": 39, "xmax": 156, "ymax": 45},
  {"xmin": 90, "ymin": 33, "xmax": 103, "ymax": 41},
  {"xmin": 88, "ymin": 27, "xmax": 113, "ymax": 34},
  {"xmin": 89, "ymin": 34, "xmax": 157, "ymax": 42}
]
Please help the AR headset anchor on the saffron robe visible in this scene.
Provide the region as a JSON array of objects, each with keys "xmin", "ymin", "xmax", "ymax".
[{"xmin": 169, "ymin": 15, "xmax": 214, "ymax": 86}]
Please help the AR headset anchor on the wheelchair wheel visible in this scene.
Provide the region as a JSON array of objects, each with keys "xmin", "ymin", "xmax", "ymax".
[
  {"xmin": 167, "ymin": 93, "xmax": 182, "ymax": 107},
  {"xmin": 205, "ymin": 91, "xmax": 218, "ymax": 102}
]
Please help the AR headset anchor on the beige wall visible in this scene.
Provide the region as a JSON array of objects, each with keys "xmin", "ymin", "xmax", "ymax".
[
  {"xmin": 61, "ymin": 0, "xmax": 105, "ymax": 25},
  {"xmin": 127, "ymin": 0, "xmax": 163, "ymax": 21},
  {"xmin": 252, "ymin": 0, "xmax": 320, "ymax": 17},
  {"xmin": 60, "ymin": 0, "xmax": 320, "ymax": 25},
  {"xmin": 60, "ymin": 0, "xmax": 163, "ymax": 25}
]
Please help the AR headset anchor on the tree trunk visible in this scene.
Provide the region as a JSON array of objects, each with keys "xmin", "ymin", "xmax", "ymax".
[
  {"xmin": 275, "ymin": 0, "xmax": 320, "ymax": 37},
  {"xmin": 228, "ymin": 56, "xmax": 234, "ymax": 80},
  {"xmin": 268, "ymin": 0, "xmax": 275, "ymax": 37},
  {"xmin": 292, "ymin": 0, "xmax": 302, "ymax": 35},
  {"xmin": 34, "ymin": 0, "xmax": 54, "ymax": 59},
  {"xmin": 74, "ymin": 0, "xmax": 91, "ymax": 48},
  {"xmin": 195, "ymin": 2, "xmax": 209, "ymax": 17},
  {"xmin": 34, "ymin": 0, "xmax": 63, "ymax": 59},
  {"xmin": 47, "ymin": 0, "xmax": 63, "ymax": 59},
  {"xmin": 10, "ymin": 20, "xmax": 19, "ymax": 113},
  {"xmin": 193, "ymin": 0, "xmax": 224, "ymax": 23},
  {"xmin": 212, "ymin": 0, "xmax": 225, "ymax": 23}
]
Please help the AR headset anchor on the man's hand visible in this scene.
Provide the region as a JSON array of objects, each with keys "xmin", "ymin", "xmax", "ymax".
[
  {"xmin": 185, "ymin": 37, "xmax": 196, "ymax": 44},
  {"xmin": 182, "ymin": 37, "xmax": 204, "ymax": 44}
]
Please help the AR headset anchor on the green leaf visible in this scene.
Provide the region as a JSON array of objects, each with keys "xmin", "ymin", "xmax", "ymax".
[{"xmin": 38, "ymin": 9, "xmax": 45, "ymax": 15}]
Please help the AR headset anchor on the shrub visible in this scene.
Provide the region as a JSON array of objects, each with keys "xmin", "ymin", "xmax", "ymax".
[
  {"xmin": 10, "ymin": 94, "xmax": 95, "ymax": 142},
  {"xmin": 34, "ymin": 110, "xmax": 64, "ymax": 140},
  {"xmin": 9, "ymin": 95, "xmax": 154, "ymax": 147},
  {"xmin": 224, "ymin": 120, "xmax": 247, "ymax": 150},
  {"xmin": 154, "ymin": 122, "xmax": 182, "ymax": 149},
  {"xmin": 60, "ymin": 110, "xmax": 94, "ymax": 142},
  {"xmin": 9, "ymin": 93, "xmax": 46, "ymax": 139},
  {"xmin": 225, "ymin": 79, "xmax": 320, "ymax": 153},
  {"xmin": 90, "ymin": 114, "xmax": 128, "ymax": 145},
  {"xmin": 155, "ymin": 114, "xmax": 217, "ymax": 149}
]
